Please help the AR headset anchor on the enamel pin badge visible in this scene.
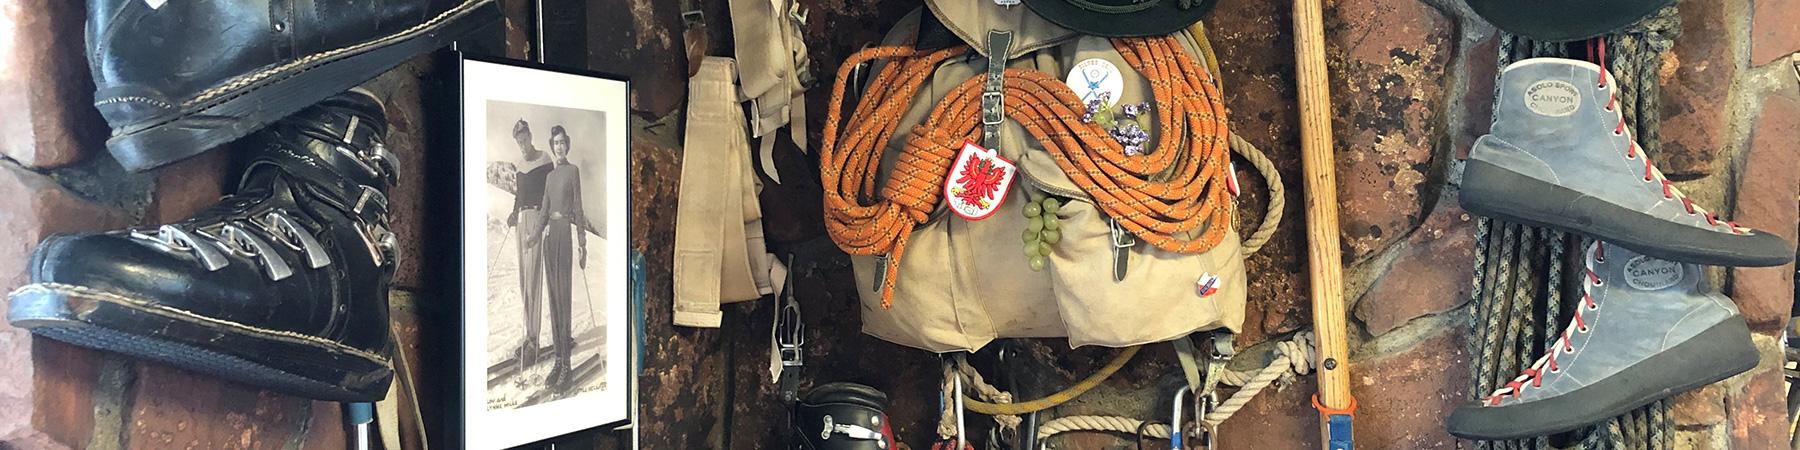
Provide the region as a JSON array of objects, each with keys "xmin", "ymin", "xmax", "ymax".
[
  {"xmin": 1196, "ymin": 273, "xmax": 1222, "ymax": 297},
  {"xmin": 944, "ymin": 141, "xmax": 1017, "ymax": 220},
  {"xmin": 1066, "ymin": 58, "xmax": 1125, "ymax": 109}
]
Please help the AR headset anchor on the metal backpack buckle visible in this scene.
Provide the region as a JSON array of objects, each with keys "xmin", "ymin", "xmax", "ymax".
[
  {"xmin": 775, "ymin": 255, "xmax": 805, "ymax": 404},
  {"xmin": 1109, "ymin": 218, "xmax": 1137, "ymax": 248},
  {"xmin": 981, "ymin": 91, "xmax": 1005, "ymax": 126}
]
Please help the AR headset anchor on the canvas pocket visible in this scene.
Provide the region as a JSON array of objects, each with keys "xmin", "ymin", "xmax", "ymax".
[{"xmin": 1040, "ymin": 193, "xmax": 1247, "ymax": 348}]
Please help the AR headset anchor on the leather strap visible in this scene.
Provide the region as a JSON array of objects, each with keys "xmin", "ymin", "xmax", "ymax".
[
  {"xmin": 980, "ymin": 30, "xmax": 1013, "ymax": 147},
  {"xmin": 243, "ymin": 149, "xmax": 389, "ymax": 227}
]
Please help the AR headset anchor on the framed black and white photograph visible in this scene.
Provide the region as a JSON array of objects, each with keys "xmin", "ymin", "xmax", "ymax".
[{"xmin": 454, "ymin": 53, "xmax": 631, "ymax": 449}]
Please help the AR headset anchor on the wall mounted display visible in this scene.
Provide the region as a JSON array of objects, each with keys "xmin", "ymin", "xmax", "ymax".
[{"xmin": 450, "ymin": 52, "xmax": 633, "ymax": 449}]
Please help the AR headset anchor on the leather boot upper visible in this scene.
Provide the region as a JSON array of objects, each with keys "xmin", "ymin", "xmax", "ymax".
[
  {"xmin": 1471, "ymin": 58, "xmax": 1747, "ymax": 238},
  {"xmin": 30, "ymin": 89, "xmax": 399, "ymax": 361},
  {"xmin": 1481, "ymin": 242, "xmax": 1739, "ymax": 406},
  {"xmin": 86, "ymin": 0, "xmax": 474, "ymax": 132}
]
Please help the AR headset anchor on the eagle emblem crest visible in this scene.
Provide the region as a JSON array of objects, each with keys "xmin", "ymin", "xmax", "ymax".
[{"xmin": 944, "ymin": 141, "xmax": 1017, "ymax": 220}]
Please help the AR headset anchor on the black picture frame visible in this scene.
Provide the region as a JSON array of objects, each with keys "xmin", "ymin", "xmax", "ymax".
[{"xmin": 430, "ymin": 50, "xmax": 636, "ymax": 450}]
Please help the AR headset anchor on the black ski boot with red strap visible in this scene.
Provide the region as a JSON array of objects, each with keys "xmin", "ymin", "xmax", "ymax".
[{"xmin": 1446, "ymin": 242, "xmax": 1758, "ymax": 440}]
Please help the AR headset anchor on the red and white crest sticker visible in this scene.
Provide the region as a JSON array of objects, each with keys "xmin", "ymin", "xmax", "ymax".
[
  {"xmin": 944, "ymin": 141, "xmax": 1017, "ymax": 220},
  {"xmin": 1196, "ymin": 273, "xmax": 1222, "ymax": 297}
]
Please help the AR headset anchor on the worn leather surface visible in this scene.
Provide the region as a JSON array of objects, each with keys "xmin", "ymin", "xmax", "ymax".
[
  {"xmin": 86, "ymin": 0, "xmax": 471, "ymax": 126},
  {"xmin": 31, "ymin": 91, "xmax": 396, "ymax": 358},
  {"xmin": 1497, "ymin": 242, "xmax": 1739, "ymax": 404},
  {"xmin": 1473, "ymin": 58, "xmax": 1741, "ymax": 236},
  {"xmin": 791, "ymin": 383, "xmax": 897, "ymax": 450}
]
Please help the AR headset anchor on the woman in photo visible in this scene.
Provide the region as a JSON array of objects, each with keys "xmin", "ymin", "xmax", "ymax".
[
  {"xmin": 538, "ymin": 125, "xmax": 599, "ymax": 390},
  {"xmin": 507, "ymin": 120, "xmax": 554, "ymax": 368}
]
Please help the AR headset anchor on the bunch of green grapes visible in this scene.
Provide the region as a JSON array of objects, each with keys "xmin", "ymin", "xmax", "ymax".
[{"xmin": 1020, "ymin": 192, "xmax": 1063, "ymax": 272}]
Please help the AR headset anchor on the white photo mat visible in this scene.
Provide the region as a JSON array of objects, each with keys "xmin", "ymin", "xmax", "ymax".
[{"xmin": 459, "ymin": 57, "xmax": 631, "ymax": 449}]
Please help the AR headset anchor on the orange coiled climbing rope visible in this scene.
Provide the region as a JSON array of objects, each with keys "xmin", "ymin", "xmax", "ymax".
[{"xmin": 822, "ymin": 36, "xmax": 1232, "ymax": 308}]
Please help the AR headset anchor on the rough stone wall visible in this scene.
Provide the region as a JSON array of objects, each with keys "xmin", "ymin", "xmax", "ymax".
[{"xmin": 3, "ymin": 0, "xmax": 1798, "ymax": 449}]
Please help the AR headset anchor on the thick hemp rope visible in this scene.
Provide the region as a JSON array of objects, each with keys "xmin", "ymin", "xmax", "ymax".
[
  {"xmin": 1019, "ymin": 332, "xmax": 1316, "ymax": 442},
  {"xmin": 822, "ymin": 36, "xmax": 1234, "ymax": 308}
]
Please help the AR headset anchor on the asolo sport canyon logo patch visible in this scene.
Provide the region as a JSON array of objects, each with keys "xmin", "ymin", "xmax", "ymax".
[
  {"xmin": 1524, "ymin": 80, "xmax": 1581, "ymax": 117},
  {"xmin": 1623, "ymin": 255, "xmax": 1683, "ymax": 290}
]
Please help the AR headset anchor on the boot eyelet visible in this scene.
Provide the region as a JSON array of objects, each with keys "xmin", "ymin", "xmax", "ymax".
[
  {"xmin": 1578, "ymin": 325, "xmax": 1590, "ymax": 332},
  {"xmin": 1586, "ymin": 302, "xmax": 1598, "ymax": 311}
]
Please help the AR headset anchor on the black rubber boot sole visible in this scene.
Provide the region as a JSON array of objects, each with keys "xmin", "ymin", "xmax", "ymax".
[
  {"xmin": 6, "ymin": 283, "xmax": 393, "ymax": 402},
  {"xmin": 1461, "ymin": 159, "xmax": 1793, "ymax": 267},
  {"xmin": 104, "ymin": 0, "xmax": 500, "ymax": 172},
  {"xmin": 1445, "ymin": 317, "xmax": 1758, "ymax": 440}
]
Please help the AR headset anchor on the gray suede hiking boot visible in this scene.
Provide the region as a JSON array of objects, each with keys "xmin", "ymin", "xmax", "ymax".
[
  {"xmin": 1460, "ymin": 57, "xmax": 1792, "ymax": 267},
  {"xmin": 1445, "ymin": 242, "xmax": 1758, "ymax": 440}
]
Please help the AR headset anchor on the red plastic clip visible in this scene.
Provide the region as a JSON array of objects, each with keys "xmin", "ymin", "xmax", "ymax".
[{"xmin": 1311, "ymin": 394, "xmax": 1358, "ymax": 418}]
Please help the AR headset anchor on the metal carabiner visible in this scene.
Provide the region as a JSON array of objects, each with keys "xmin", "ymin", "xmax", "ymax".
[
  {"xmin": 1171, "ymin": 386, "xmax": 1218, "ymax": 450},
  {"xmin": 1171, "ymin": 386, "xmax": 1189, "ymax": 449},
  {"xmin": 1192, "ymin": 391, "xmax": 1216, "ymax": 450}
]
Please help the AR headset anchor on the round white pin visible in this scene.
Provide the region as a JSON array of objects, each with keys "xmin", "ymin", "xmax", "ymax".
[{"xmin": 1066, "ymin": 58, "xmax": 1125, "ymax": 109}]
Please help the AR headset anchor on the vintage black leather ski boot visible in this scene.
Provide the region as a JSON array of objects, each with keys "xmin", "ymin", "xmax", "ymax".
[
  {"xmin": 87, "ymin": 0, "xmax": 499, "ymax": 171},
  {"xmin": 791, "ymin": 383, "xmax": 897, "ymax": 450},
  {"xmin": 8, "ymin": 89, "xmax": 400, "ymax": 402},
  {"xmin": 1445, "ymin": 242, "xmax": 1758, "ymax": 440}
]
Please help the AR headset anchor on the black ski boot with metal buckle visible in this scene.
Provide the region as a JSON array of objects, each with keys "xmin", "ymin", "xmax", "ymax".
[
  {"xmin": 791, "ymin": 383, "xmax": 897, "ymax": 450},
  {"xmin": 88, "ymin": 0, "xmax": 499, "ymax": 172},
  {"xmin": 7, "ymin": 89, "xmax": 401, "ymax": 402}
]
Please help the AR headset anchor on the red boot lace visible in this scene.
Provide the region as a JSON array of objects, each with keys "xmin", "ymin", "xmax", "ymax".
[
  {"xmin": 1587, "ymin": 40, "xmax": 1747, "ymax": 235},
  {"xmin": 1481, "ymin": 243, "xmax": 1608, "ymax": 405}
]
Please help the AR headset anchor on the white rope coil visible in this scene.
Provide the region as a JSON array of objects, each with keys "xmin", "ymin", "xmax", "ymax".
[
  {"xmin": 1033, "ymin": 331, "xmax": 1317, "ymax": 442},
  {"xmin": 1035, "ymin": 415, "xmax": 1172, "ymax": 442}
]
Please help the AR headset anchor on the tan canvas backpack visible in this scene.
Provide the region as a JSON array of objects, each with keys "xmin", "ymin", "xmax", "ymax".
[{"xmin": 823, "ymin": 1, "xmax": 1251, "ymax": 353}]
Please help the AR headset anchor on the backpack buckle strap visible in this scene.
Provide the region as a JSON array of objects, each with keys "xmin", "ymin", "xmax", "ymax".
[
  {"xmin": 980, "ymin": 30, "xmax": 1013, "ymax": 146},
  {"xmin": 1110, "ymin": 218, "xmax": 1135, "ymax": 282}
]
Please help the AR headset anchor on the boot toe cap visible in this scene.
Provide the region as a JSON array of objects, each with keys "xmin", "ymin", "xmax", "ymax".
[{"xmin": 1731, "ymin": 230, "xmax": 1795, "ymax": 266}]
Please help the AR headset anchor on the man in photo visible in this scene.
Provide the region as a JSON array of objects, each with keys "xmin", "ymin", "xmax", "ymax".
[
  {"xmin": 538, "ymin": 125, "xmax": 599, "ymax": 391},
  {"xmin": 507, "ymin": 120, "xmax": 554, "ymax": 368}
]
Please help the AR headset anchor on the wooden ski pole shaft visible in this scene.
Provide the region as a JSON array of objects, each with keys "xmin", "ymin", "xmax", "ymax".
[{"xmin": 1291, "ymin": 0, "xmax": 1355, "ymax": 449}]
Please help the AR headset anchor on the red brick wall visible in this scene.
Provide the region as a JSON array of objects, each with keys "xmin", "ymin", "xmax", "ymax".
[{"xmin": 4, "ymin": 0, "xmax": 1798, "ymax": 449}]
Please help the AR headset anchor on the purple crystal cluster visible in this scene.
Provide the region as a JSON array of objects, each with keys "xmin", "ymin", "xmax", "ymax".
[{"xmin": 1078, "ymin": 92, "xmax": 1154, "ymax": 156}]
